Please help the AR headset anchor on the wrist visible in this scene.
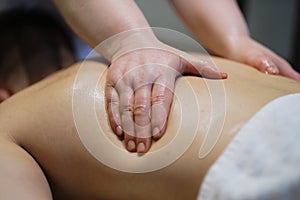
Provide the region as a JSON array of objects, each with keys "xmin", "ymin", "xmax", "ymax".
[
  {"xmin": 208, "ymin": 33, "xmax": 251, "ymax": 59},
  {"xmin": 96, "ymin": 28, "xmax": 161, "ymax": 62}
]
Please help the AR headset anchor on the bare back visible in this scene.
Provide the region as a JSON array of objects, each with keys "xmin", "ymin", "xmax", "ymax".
[{"xmin": 0, "ymin": 56, "xmax": 299, "ymax": 199}]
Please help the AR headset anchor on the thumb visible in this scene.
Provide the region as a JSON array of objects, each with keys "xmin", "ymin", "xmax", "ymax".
[{"xmin": 180, "ymin": 55, "xmax": 227, "ymax": 79}]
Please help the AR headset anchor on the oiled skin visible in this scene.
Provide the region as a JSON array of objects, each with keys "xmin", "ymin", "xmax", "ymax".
[{"xmin": 0, "ymin": 56, "xmax": 299, "ymax": 200}]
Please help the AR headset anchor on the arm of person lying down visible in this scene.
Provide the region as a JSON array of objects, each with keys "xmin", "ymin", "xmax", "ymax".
[
  {"xmin": 53, "ymin": 0, "xmax": 227, "ymax": 153},
  {"xmin": 171, "ymin": 0, "xmax": 300, "ymax": 81},
  {"xmin": 0, "ymin": 56, "xmax": 299, "ymax": 199}
]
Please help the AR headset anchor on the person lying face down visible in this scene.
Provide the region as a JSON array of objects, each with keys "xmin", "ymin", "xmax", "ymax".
[
  {"xmin": 0, "ymin": 55, "xmax": 299, "ymax": 199},
  {"xmin": 0, "ymin": 8, "xmax": 75, "ymax": 103}
]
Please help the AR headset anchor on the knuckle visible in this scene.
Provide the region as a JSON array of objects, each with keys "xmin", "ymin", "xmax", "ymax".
[
  {"xmin": 120, "ymin": 104, "xmax": 134, "ymax": 113},
  {"xmin": 106, "ymin": 97, "xmax": 118, "ymax": 105},
  {"xmin": 151, "ymin": 94, "xmax": 166, "ymax": 105},
  {"xmin": 106, "ymin": 73, "xmax": 119, "ymax": 85},
  {"xmin": 105, "ymin": 78, "xmax": 115, "ymax": 87},
  {"xmin": 107, "ymin": 71, "xmax": 125, "ymax": 85},
  {"xmin": 133, "ymin": 104, "xmax": 150, "ymax": 117}
]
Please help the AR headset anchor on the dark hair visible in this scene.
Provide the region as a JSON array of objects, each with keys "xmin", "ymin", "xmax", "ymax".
[{"xmin": 0, "ymin": 8, "xmax": 75, "ymax": 85}]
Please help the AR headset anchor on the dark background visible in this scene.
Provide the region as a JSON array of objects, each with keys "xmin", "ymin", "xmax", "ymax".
[
  {"xmin": 136, "ymin": 0, "xmax": 300, "ymax": 73},
  {"xmin": 238, "ymin": 0, "xmax": 300, "ymax": 72}
]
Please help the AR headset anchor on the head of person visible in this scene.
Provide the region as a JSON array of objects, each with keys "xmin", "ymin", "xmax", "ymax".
[{"xmin": 0, "ymin": 8, "xmax": 76, "ymax": 103}]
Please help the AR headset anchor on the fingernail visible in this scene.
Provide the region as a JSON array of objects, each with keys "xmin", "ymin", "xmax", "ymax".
[
  {"xmin": 137, "ymin": 142, "xmax": 145, "ymax": 153},
  {"xmin": 127, "ymin": 140, "xmax": 136, "ymax": 151},
  {"xmin": 116, "ymin": 125, "xmax": 123, "ymax": 136},
  {"xmin": 152, "ymin": 127, "xmax": 160, "ymax": 137},
  {"xmin": 260, "ymin": 58, "xmax": 278, "ymax": 75},
  {"xmin": 266, "ymin": 67, "xmax": 278, "ymax": 75},
  {"xmin": 221, "ymin": 72, "xmax": 228, "ymax": 79}
]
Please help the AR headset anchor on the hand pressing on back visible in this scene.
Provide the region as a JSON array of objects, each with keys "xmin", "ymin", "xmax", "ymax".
[
  {"xmin": 224, "ymin": 36, "xmax": 300, "ymax": 81},
  {"xmin": 105, "ymin": 44, "xmax": 227, "ymax": 153}
]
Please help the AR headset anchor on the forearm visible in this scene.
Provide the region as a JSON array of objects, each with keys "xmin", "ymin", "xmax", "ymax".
[
  {"xmin": 171, "ymin": 0, "xmax": 249, "ymax": 57},
  {"xmin": 53, "ymin": 0, "xmax": 151, "ymax": 52}
]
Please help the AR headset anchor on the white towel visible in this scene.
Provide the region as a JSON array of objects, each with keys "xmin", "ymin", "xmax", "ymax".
[{"xmin": 198, "ymin": 93, "xmax": 300, "ymax": 200}]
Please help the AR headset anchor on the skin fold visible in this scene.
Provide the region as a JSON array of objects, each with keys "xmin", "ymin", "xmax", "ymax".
[{"xmin": 0, "ymin": 55, "xmax": 299, "ymax": 199}]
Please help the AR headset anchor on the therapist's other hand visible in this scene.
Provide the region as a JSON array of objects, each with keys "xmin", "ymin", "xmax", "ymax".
[
  {"xmin": 225, "ymin": 36, "xmax": 300, "ymax": 81},
  {"xmin": 105, "ymin": 48, "xmax": 227, "ymax": 153}
]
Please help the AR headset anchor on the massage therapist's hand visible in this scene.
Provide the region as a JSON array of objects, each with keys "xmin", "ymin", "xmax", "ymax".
[
  {"xmin": 171, "ymin": 0, "xmax": 300, "ymax": 81},
  {"xmin": 105, "ymin": 46, "xmax": 227, "ymax": 153},
  {"xmin": 224, "ymin": 36, "xmax": 300, "ymax": 81}
]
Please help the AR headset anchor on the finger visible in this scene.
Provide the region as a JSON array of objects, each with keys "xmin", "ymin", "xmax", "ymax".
[
  {"xmin": 119, "ymin": 87, "xmax": 136, "ymax": 152},
  {"xmin": 249, "ymin": 55, "xmax": 279, "ymax": 75},
  {"xmin": 181, "ymin": 56, "xmax": 228, "ymax": 79},
  {"xmin": 134, "ymin": 85, "xmax": 152, "ymax": 153},
  {"xmin": 151, "ymin": 77, "xmax": 175, "ymax": 141},
  {"xmin": 105, "ymin": 85, "xmax": 123, "ymax": 137},
  {"xmin": 271, "ymin": 56, "xmax": 300, "ymax": 81}
]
